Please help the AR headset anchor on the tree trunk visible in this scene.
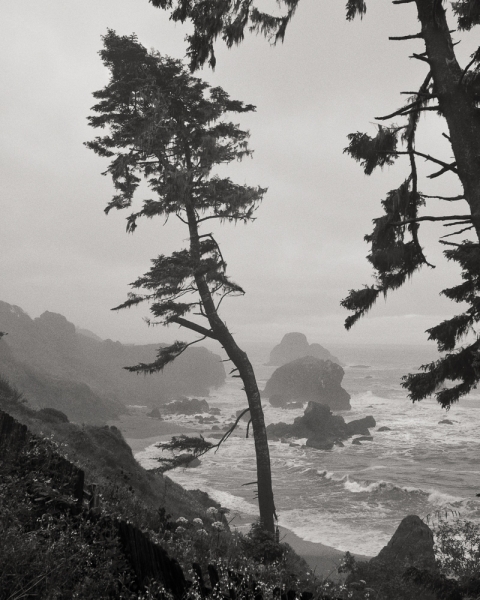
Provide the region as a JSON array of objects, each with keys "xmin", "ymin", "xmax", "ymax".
[
  {"xmin": 415, "ymin": 0, "xmax": 480, "ymax": 238},
  {"xmin": 184, "ymin": 204, "xmax": 276, "ymax": 533}
]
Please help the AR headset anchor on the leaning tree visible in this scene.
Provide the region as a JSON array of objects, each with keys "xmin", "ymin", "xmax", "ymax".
[
  {"xmin": 146, "ymin": 0, "xmax": 480, "ymax": 408},
  {"xmin": 86, "ymin": 30, "xmax": 276, "ymax": 532}
]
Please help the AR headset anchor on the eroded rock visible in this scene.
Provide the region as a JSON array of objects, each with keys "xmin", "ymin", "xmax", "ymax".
[{"xmin": 263, "ymin": 356, "xmax": 351, "ymax": 410}]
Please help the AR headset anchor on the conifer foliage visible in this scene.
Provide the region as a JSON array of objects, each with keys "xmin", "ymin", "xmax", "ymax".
[
  {"xmin": 146, "ymin": 0, "xmax": 480, "ymax": 408},
  {"xmin": 340, "ymin": 0, "xmax": 480, "ymax": 408},
  {"xmin": 86, "ymin": 31, "xmax": 276, "ymax": 532}
]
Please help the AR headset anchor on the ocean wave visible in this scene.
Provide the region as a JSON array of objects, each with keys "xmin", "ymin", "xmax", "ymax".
[
  {"xmin": 316, "ymin": 472, "xmax": 467, "ymax": 507},
  {"xmin": 317, "ymin": 470, "xmax": 347, "ymax": 482},
  {"xmin": 427, "ymin": 490, "xmax": 464, "ymax": 506}
]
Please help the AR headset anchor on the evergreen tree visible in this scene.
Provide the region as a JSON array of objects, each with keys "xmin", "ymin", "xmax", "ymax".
[
  {"xmin": 147, "ymin": 0, "xmax": 480, "ymax": 408},
  {"xmin": 86, "ymin": 30, "xmax": 276, "ymax": 532}
]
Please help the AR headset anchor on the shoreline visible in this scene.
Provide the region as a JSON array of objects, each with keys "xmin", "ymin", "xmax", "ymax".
[{"xmin": 120, "ymin": 419, "xmax": 373, "ymax": 579}]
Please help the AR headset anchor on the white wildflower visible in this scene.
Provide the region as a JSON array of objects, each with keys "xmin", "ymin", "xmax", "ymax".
[
  {"xmin": 176, "ymin": 517, "xmax": 188, "ymax": 525},
  {"xmin": 175, "ymin": 526, "xmax": 186, "ymax": 534},
  {"xmin": 206, "ymin": 507, "xmax": 218, "ymax": 517},
  {"xmin": 197, "ymin": 529, "xmax": 208, "ymax": 537},
  {"xmin": 193, "ymin": 518, "xmax": 203, "ymax": 527},
  {"xmin": 211, "ymin": 521, "xmax": 224, "ymax": 531}
]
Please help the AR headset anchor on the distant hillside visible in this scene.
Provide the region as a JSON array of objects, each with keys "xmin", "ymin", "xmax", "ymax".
[{"xmin": 0, "ymin": 301, "xmax": 225, "ymax": 424}]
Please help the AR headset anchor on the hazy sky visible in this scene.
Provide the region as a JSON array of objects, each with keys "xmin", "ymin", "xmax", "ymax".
[{"xmin": 1, "ymin": 1, "xmax": 476, "ymax": 347}]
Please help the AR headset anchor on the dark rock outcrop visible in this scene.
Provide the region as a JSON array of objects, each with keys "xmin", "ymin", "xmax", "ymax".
[
  {"xmin": 346, "ymin": 416, "xmax": 376, "ymax": 436},
  {"xmin": 266, "ymin": 401, "xmax": 375, "ymax": 450},
  {"xmin": 163, "ymin": 398, "xmax": 209, "ymax": 415},
  {"xmin": 263, "ymin": 356, "xmax": 351, "ymax": 410},
  {"xmin": 377, "ymin": 426, "xmax": 391, "ymax": 432},
  {"xmin": 352, "ymin": 436, "xmax": 373, "ymax": 444},
  {"xmin": 147, "ymin": 407, "xmax": 163, "ymax": 419},
  {"xmin": 371, "ymin": 515, "xmax": 436, "ymax": 571},
  {"xmin": 267, "ymin": 332, "xmax": 342, "ymax": 366},
  {"xmin": 346, "ymin": 516, "xmax": 437, "ymax": 599},
  {"xmin": 439, "ymin": 419, "xmax": 453, "ymax": 425}
]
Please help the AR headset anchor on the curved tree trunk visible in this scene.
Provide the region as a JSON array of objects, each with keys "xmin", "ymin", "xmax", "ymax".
[
  {"xmin": 185, "ymin": 202, "xmax": 276, "ymax": 533},
  {"xmin": 416, "ymin": 0, "xmax": 480, "ymax": 239}
]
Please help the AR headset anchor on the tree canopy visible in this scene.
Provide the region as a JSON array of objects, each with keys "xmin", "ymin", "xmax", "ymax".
[{"xmin": 86, "ymin": 30, "xmax": 276, "ymax": 532}]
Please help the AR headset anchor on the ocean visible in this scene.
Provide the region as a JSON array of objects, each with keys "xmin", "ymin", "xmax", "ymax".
[{"xmin": 135, "ymin": 343, "xmax": 480, "ymax": 557}]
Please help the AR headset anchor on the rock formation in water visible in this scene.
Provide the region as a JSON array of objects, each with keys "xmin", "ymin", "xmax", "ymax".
[
  {"xmin": 263, "ymin": 355, "xmax": 351, "ymax": 410},
  {"xmin": 0, "ymin": 300, "xmax": 225, "ymax": 424},
  {"xmin": 163, "ymin": 398, "xmax": 210, "ymax": 415},
  {"xmin": 266, "ymin": 401, "xmax": 375, "ymax": 450},
  {"xmin": 267, "ymin": 332, "xmax": 342, "ymax": 366}
]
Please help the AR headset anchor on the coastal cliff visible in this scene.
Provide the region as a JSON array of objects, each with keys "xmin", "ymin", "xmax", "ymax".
[{"xmin": 0, "ymin": 300, "xmax": 225, "ymax": 424}]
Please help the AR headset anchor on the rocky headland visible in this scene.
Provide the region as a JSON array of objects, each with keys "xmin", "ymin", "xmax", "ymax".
[
  {"xmin": 263, "ymin": 355, "xmax": 351, "ymax": 410},
  {"xmin": 266, "ymin": 401, "xmax": 376, "ymax": 450},
  {"xmin": 267, "ymin": 332, "xmax": 342, "ymax": 366},
  {"xmin": 0, "ymin": 300, "xmax": 225, "ymax": 424}
]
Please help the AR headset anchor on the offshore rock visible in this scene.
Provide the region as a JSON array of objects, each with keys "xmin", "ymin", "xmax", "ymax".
[
  {"xmin": 263, "ymin": 356, "xmax": 351, "ymax": 410},
  {"xmin": 163, "ymin": 398, "xmax": 209, "ymax": 415},
  {"xmin": 346, "ymin": 416, "xmax": 376, "ymax": 436},
  {"xmin": 267, "ymin": 332, "xmax": 342, "ymax": 366},
  {"xmin": 267, "ymin": 401, "xmax": 372, "ymax": 450}
]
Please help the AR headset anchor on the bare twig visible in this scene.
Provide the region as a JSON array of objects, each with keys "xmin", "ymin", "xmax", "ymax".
[
  {"xmin": 421, "ymin": 194, "xmax": 464, "ymax": 201},
  {"xmin": 411, "ymin": 53, "xmax": 431, "ymax": 63},
  {"xmin": 428, "ymin": 162, "xmax": 458, "ymax": 179},
  {"xmin": 389, "ymin": 33, "xmax": 423, "ymax": 40},
  {"xmin": 213, "ymin": 407, "xmax": 250, "ymax": 452},
  {"xmin": 440, "ymin": 225, "xmax": 474, "ymax": 238}
]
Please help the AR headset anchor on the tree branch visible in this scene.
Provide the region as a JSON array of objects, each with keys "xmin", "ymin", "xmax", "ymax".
[
  {"xmin": 170, "ymin": 316, "xmax": 218, "ymax": 339},
  {"xmin": 428, "ymin": 162, "xmax": 458, "ymax": 179},
  {"xmin": 375, "ymin": 105, "xmax": 439, "ymax": 121},
  {"xmin": 400, "ymin": 91, "xmax": 436, "ymax": 98},
  {"xmin": 375, "ymin": 100, "xmax": 422, "ymax": 121},
  {"xmin": 213, "ymin": 408, "xmax": 250, "ymax": 452},
  {"xmin": 421, "ymin": 194, "xmax": 464, "ymax": 201},
  {"xmin": 440, "ymin": 225, "xmax": 474, "ymax": 238},
  {"xmin": 389, "ymin": 33, "xmax": 423, "ymax": 40},
  {"xmin": 390, "ymin": 215, "xmax": 471, "ymax": 226},
  {"xmin": 411, "ymin": 53, "xmax": 431, "ymax": 63}
]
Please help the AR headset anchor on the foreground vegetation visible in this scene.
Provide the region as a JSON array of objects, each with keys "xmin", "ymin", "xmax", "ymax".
[{"xmin": 1, "ymin": 376, "xmax": 479, "ymax": 599}]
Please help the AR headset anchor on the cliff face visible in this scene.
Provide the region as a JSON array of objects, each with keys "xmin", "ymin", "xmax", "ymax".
[
  {"xmin": 267, "ymin": 332, "xmax": 342, "ymax": 366},
  {"xmin": 263, "ymin": 356, "xmax": 351, "ymax": 410},
  {"xmin": 0, "ymin": 301, "xmax": 225, "ymax": 424}
]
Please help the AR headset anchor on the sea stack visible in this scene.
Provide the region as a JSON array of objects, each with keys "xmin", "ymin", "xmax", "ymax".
[
  {"xmin": 267, "ymin": 332, "xmax": 342, "ymax": 366},
  {"xmin": 263, "ymin": 356, "xmax": 351, "ymax": 410}
]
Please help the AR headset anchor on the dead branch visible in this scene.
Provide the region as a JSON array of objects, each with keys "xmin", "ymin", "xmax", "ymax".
[
  {"xmin": 390, "ymin": 33, "xmax": 423, "ymax": 40},
  {"xmin": 213, "ymin": 408, "xmax": 250, "ymax": 453},
  {"xmin": 428, "ymin": 162, "xmax": 458, "ymax": 179},
  {"xmin": 421, "ymin": 194, "xmax": 464, "ymax": 201},
  {"xmin": 440, "ymin": 225, "xmax": 474, "ymax": 238}
]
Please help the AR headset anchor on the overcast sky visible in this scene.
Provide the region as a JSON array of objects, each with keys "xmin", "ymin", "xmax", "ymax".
[{"xmin": 1, "ymin": 0, "xmax": 477, "ymax": 348}]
